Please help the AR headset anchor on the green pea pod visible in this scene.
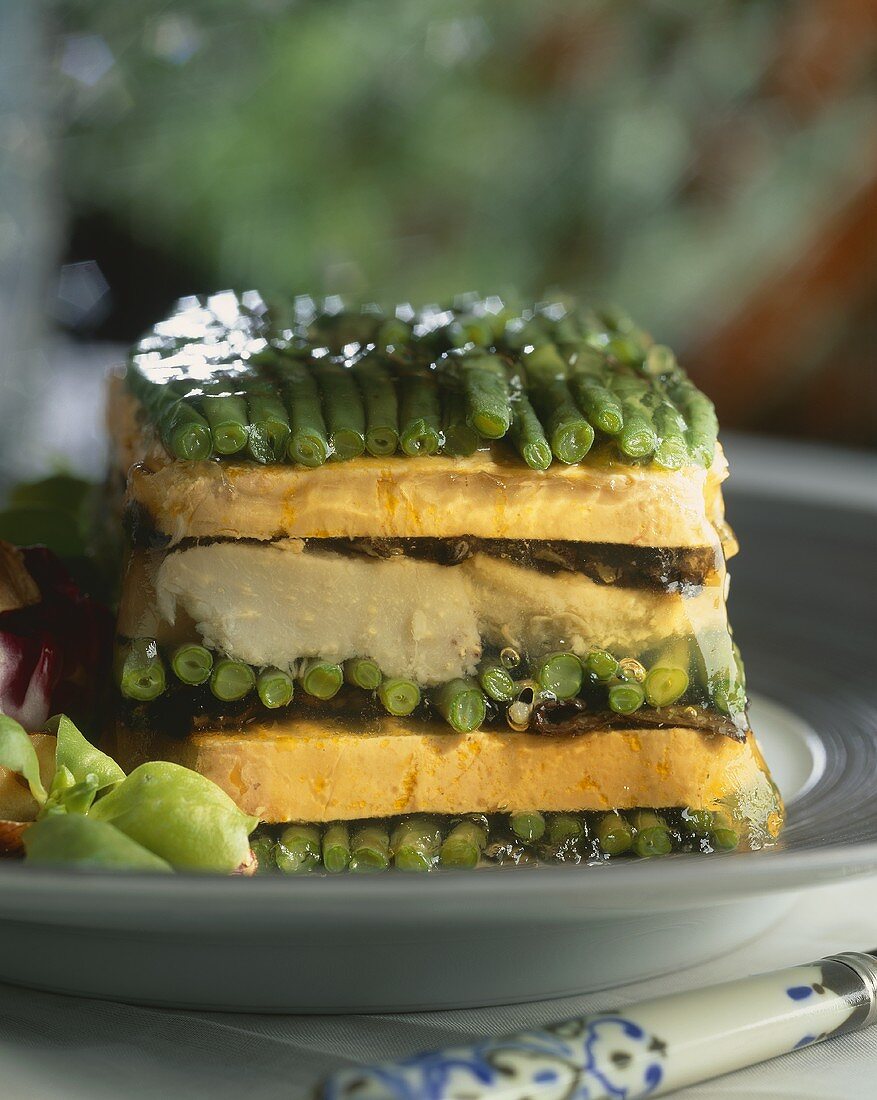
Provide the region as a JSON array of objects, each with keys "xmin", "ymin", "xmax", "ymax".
[
  {"xmin": 24, "ymin": 814, "xmax": 172, "ymax": 871},
  {"xmin": 0, "ymin": 714, "xmax": 47, "ymax": 804},
  {"xmin": 46, "ymin": 713, "xmax": 125, "ymax": 791},
  {"xmin": 89, "ymin": 761, "xmax": 258, "ymax": 872}
]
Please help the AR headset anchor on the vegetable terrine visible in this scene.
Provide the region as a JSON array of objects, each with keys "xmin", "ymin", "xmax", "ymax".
[{"xmin": 109, "ymin": 291, "xmax": 783, "ymax": 871}]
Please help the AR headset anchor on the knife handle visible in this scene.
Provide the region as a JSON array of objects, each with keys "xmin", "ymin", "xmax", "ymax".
[{"xmin": 319, "ymin": 951, "xmax": 877, "ymax": 1100}]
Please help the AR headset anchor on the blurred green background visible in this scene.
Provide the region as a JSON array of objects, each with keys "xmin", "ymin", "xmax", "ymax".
[{"xmin": 1, "ymin": 0, "xmax": 875, "ymax": 481}]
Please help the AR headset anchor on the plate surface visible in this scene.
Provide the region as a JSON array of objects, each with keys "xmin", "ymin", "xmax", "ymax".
[{"xmin": 0, "ymin": 441, "xmax": 874, "ymax": 1011}]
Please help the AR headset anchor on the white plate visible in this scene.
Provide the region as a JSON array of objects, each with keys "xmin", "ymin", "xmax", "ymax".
[
  {"xmin": 0, "ymin": 694, "xmax": 872, "ymax": 1013},
  {"xmin": 0, "ymin": 482, "xmax": 874, "ymax": 1011}
]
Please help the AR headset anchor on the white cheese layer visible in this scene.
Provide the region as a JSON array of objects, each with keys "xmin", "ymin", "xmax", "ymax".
[
  {"xmin": 467, "ymin": 553, "xmax": 727, "ymax": 657},
  {"xmin": 155, "ymin": 542, "xmax": 481, "ymax": 686},
  {"xmin": 151, "ymin": 542, "xmax": 729, "ymax": 684}
]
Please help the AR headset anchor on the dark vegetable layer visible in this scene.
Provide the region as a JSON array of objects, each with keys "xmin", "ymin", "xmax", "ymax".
[
  {"xmin": 122, "ymin": 511, "xmax": 723, "ymax": 592},
  {"xmin": 307, "ymin": 536, "xmax": 722, "ymax": 591}
]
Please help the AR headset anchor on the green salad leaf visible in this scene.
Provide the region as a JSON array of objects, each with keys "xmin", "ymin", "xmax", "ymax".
[
  {"xmin": 0, "ymin": 715, "xmax": 48, "ymax": 805},
  {"xmin": 24, "ymin": 814, "xmax": 172, "ymax": 871},
  {"xmin": 1, "ymin": 712, "xmax": 258, "ymax": 873},
  {"xmin": 46, "ymin": 714, "xmax": 126, "ymax": 791},
  {"xmin": 41, "ymin": 766, "xmax": 100, "ymax": 818},
  {"xmin": 89, "ymin": 761, "xmax": 259, "ymax": 873}
]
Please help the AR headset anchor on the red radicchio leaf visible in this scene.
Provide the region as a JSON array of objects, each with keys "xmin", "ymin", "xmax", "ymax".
[
  {"xmin": 0, "ymin": 629, "xmax": 60, "ymax": 730},
  {"xmin": 0, "ymin": 547, "xmax": 111, "ymax": 730}
]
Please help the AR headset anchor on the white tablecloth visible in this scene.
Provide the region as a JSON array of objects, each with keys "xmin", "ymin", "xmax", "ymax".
[{"xmin": 1, "ymin": 875, "xmax": 875, "ymax": 1099}]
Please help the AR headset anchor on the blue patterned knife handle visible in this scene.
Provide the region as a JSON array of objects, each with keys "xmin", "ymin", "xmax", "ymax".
[{"xmin": 318, "ymin": 951, "xmax": 877, "ymax": 1100}]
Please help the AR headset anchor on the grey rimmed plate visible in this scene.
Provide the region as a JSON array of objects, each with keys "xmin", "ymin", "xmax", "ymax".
[{"xmin": 0, "ymin": 437, "xmax": 874, "ymax": 1012}]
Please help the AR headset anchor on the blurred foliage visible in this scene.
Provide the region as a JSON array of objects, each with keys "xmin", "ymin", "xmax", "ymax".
[
  {"xmin": 49, "ymin": 0, "xmax": 877, "ymax": 443},
  {"xmin": 52, "ymin": 4, "xmax": 845, "ymax": 320}
]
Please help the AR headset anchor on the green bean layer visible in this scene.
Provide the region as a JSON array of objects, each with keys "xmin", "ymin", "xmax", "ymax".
[
  {"xmin": 247, "ymin": 806, "xmax": 747, "ymax": 875},
  {"xmin": 129, "ymin": 298, "xmax": 718, "ymax": 471}
]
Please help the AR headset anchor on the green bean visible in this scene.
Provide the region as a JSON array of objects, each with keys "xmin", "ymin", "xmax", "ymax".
[
  {"xmin": 308, "ymin": 310, "xmax": 380, "ymax": 354},
  {"xmin": 606, "ymin": 333, "xmax": 646, "ymax": 367},
  {"xmin": 585, "ymin": 649, "xmax": 619, "ymax": 681},
  {"xmin": 612, "ymin": 374, "xmax": 658, "ymax": 459},
  {"xmin": 432, "ymin": 677, "xmax": 486, "ymax": 732},
  {"xmin": 281, "ymin": 359, "xmax": 330, "ymax": 467},
  {"xmin": 316, "ymin": 364, "xmax": 366, "ymax": 461},
  {"xmin": 300, "ymin": 659, "xmax": 343, "ymax": 700},
  {"xmin": 608, "ymin": 681, "xmax": 645, "ymax": 715},
  {"xmin": 399, "ymin": 371, "xmax": 441, "ymax": 456},
  {"xmin": 644, "ymin": 344, "xmax": 678, "ymax": 377},
  {"xmin": 711, "ymin": 669, "xmax": 748, "ymax": 718},
  {"xmin": 439, "ymin": 820, "xmax": 487, "ymax": 869},
  {"xmin": 570, "ymin": 371, "xmax": 624, "ymax": 436},
  {"xmin": 532, "ymin": 379, "xmax": 594, "ymax": 464},
  {"xmin": 200, "ymin": 383, "xmax": 249, "ymax": 456},
  {"xmin": 350, "ymin": 822, "xmax": 390, "ymax": 873},
  {"xmin": 618, "ymin": 657, "xmax": 647, "ymax": 683},
  {"xmin": 668, "ymin": 376, "xmax": 718, "ymax": 469},
  {"xmin": 449, "ymin": 314, "xmax": 494, "ymax": 350},
  {"xmin": 170, "ymin": 643, "xmax": 213, "ymax": 687},
  {"xmin": 510, "ymin": 811, "xmax": 546, "ymax": 843},
  {"xmin": 352, "ymin": 358, "xmax": 399, "ymax": 456},
  {"xmin": 631, "ymin": 810, "xmax": 673, "ymax": 858},
  {"xmin": 127, "ymin": 369, "xmax": 212, "ymax": 461},
  {"xmin": 257, "ymin": 667, "xmax": 294, "ymax": 709},
  {"xmin": 478, "ymin": 661, "xmax": 516, "ymax": 704},
  {"xmin": 547, "ymin": 813, "xmax": 585, "ymax": 847},
  {"xmin": 460, "ymin": 355, "xmax": 511, "ymax": 439},
  {"xmin": 711, "ymin": 826, "xmax": 741, "ymax": 850},
  {"xmin": 378, "ymin": 677, "xmax": 421, "ymax": 717},
  {"xmin": 508, "ymin": 393, "xmax": 552, "ymax": 470},
  {"xmin": 596, "ymin": 811, "xmax": 634, "ymax": 856},
  {"xmin": 118, "ymin": 639, "xmax": 166, "ymax": 702},
  {"xmin": 483, "ymin": 305, "xmax": 515, "ymax": 343},
  {"xmin": 653, "ymin": 400, "xmax": 690, "ymax": 471},
  {"xmin": 276, "ymin": 823, "xmax": 322, "ymax": 874},
  {"xmin": 594, "ymin": 305, "xmax": 636, "ymax": 335},
  {"xmin": 250, "ymin": 835, "xmax": 276, "ymax": 873},
  {"xmin": 644, "ymin": 666, "xmax": 690, "ymax": 707},
  {"xmin": 392, "ymin": 816, "xmax": 442, "ymax": 871},
  {"xmin": 547, "ymin": 312, "xmax": 583, "ymax": 354},
  {"xmin": 210, "ymin": 659, "xmax": 256, "ymax": 702},
  {"xmin": 679, "ymin": 808, "xmax": 715, "ymax": 836},
  {"xmin": 322, "ymin": 823, "xmax": 351, "ymax": 873},
  {"xmin": 246, "ymin": 383, "xmax": 291, "ymax": 463},
  {"xmin": 522, "ymin": 342, "xmax": 567, "ymax": 375},
  {"xmin": 376, "ymin": 317, "xmax": 412, "ymax": 352},
  {"xmin": 710, "ymin": 811, "xmax": 740, "ymax": 851},
  {"xmin": 343, "ymin": 657, "xmax": 382, "ymax": 691},
  {"xmin": 442, "ymin": 389, "xmax": 481, "ymax": 456},
  {"xmin": 503, "ymin": 317, "xmax": 550, "ymax": 353},
  {"xmin": 537, "ymin": 652, "xmax": 583, "ymax": 701}
]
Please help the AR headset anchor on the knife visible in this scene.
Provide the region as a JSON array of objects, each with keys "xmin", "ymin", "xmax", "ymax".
[{"xmin": 318, "ymin": 950, "xmax": 877, "ymax": 1099}]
